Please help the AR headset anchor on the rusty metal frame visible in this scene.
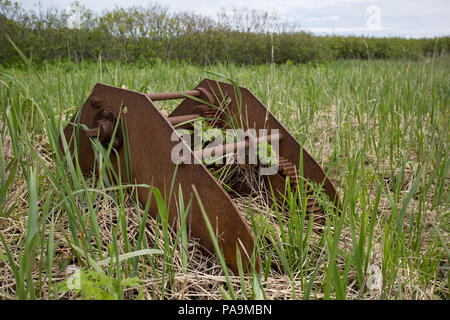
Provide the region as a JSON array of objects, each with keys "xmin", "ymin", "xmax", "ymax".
[{"xmin": 60, "ymin": 78, "xmax": 340, "ymax": 274}]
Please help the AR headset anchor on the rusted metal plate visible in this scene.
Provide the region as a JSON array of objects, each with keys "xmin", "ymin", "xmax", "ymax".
[{"xmin": 61, "ymin": 83, "xmax": 259, "ymax": 274}]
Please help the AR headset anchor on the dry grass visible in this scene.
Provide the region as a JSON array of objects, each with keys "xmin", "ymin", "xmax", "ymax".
[{"xmin": 0, "ymin": 124, "xmax": 446, "ymax": 300}]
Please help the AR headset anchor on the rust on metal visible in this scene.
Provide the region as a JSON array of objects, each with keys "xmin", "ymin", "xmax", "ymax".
[
  {"xmin": 60, "ymin": 79, "xmax": 340, "ymax": 274},
  {"xmin": 170, "ymin": 79, "xmax": 340, "ymax": 226},
  {"xmin": 89, "ymin": 96, "xmax": 102, "ymax": 108},
  {"xmin": 147, "ymin": 90, "xmax": 200, "ymax": 101},
  {"xmin": 167, "ymin": 114, "xmax": 201, "ymax": 125},
  {"xmin": 192, "ymin": 133, "xmax": 283, "ymax": 159},
  {"xmin": 84, "ymin": 108, "xmax": 123, "ymax": 149}
]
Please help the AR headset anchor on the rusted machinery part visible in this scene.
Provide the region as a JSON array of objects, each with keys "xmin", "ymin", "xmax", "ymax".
[
  {"xmin": 59, "ymin": 79, "xmax": 341, "ymax": 274},
  {"xmin": 146, "ymin": 87, "xmax": 216, "ymax": 104},
  {"xmin": 265, "ymin": 157, "xmax": 326, "ymax": 224},
  {"xmin": 85, "ymin": 108, "xmax": 123, "ymax": 149},
  {"xmin": 192, "ymin": 133, "xmax": 283, "ymax": 159},
  {"xmin": 194, "ymin": 104, "xmax": 218, "ymax": 118},
  {"xmin": 169, "ymin": 79, "xmax": 341, "ymax": 216},
  {"xmin": 60, "ymin": 83, "xmax": 260, "ymax": 274},
  {"xmin": 192, "ymin": 104, "xmax": 225, "ymax": 128},
  {"xmin": 167, "ymin": 114, "xmax": 201, "ymax": 126},
  {"xmin": 147, "ymin": 90, "xmax": 201, "ymax": 101}
]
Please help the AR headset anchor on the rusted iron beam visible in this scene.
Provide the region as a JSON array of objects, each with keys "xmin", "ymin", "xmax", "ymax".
[
  {"xmin": 167, "ymin": 114, "xmax": 201, "ymax": 125},
  {"xmin": 147, "ymin": 90, "xmax": 201, "ymax": 101}
]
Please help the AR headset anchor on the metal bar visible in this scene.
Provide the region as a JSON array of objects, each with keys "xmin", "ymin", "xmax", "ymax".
[
  {"xmin": 167, "ymin": 114, "xmax": 201, "ymax": 125},
  {"xmin": 193, "ymin": 133, "xmax": 283, "ymax": 159},
  {"xmin": 147, "ymin": 90, "xmax": 200, "ymax": 101},
  {"xmin": 85, "ymin": 128, "xmax": 99, "ymax": 137}
]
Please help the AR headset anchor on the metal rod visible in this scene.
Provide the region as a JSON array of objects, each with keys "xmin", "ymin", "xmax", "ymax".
[
  {"xmin": 85, "ymin": 128, "xmax": 99, "ymax": 137},
  {"xmin": 193, "ymin": 133, "xmax": 283, "ymax": 159},
  {"xmin": 167, "ymin": 114, "xmax": 201, "ymax": 125},
  {"xmin": 147, "ymin": 90, "xmax": 200, "ymax": 101}
]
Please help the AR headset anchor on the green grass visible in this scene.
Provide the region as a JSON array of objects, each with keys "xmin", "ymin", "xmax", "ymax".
[{"xmin": 0, "ymin": 56, "xmax": 448, "ymax": 300}]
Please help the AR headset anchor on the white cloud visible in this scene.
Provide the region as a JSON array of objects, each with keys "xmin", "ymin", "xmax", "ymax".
[
  {"xmin": 304, "ymin": 16, "xmax": 340, "ymax": 22},
  {"xmin": 301, "ymin": 26, "xmax": 383, "ymax": 33},
  {"xmin": 18, "ymin": 0, "xmax": 450, "ymax": 38},
  {"xmin": 294, "ymin": 0, "xmax": 371, "ymax": 9}
]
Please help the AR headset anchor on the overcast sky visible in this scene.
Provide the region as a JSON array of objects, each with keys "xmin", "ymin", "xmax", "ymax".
[{"xmin": 19, "ymin": 0, "xmax": 450, "ymax": 38}]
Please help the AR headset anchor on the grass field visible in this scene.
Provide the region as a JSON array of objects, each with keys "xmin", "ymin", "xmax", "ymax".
[{"xmin": 0, "ymin": 56, "xmax": 448, "ymax": 300}]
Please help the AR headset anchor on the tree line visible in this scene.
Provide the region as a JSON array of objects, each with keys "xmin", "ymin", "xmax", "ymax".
[{"xmin": 1, "ymin": 0, "xmax": 448, "ymax": 66}]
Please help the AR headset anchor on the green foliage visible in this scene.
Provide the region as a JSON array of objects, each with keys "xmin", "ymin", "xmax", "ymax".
[
  {"xmin": 257, "ymin": 142, "xmax": 278, "ymax": 167},
  {"xmin": 57, "ymin": 268, "xmax": 141, "ymax": 300},
  {"xmin": 0, "ymin": 0, "xmax": 448, "ymax": 67}
]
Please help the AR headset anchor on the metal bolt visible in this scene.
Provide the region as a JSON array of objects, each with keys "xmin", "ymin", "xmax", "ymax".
[
  {"xmin": 113, "ymin": 138, "xmax": 120, "ymax": 148},
  {"xmin": 102, "ymin": 109, "xmax": 111, "ymax": 117},
  {"xmin": 97, "ymin": 118, "xmax": 114, "ymax": 143},
  {"xmin": 90, "ymin": 96, "xmax": 102, "ymax": 108}
]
